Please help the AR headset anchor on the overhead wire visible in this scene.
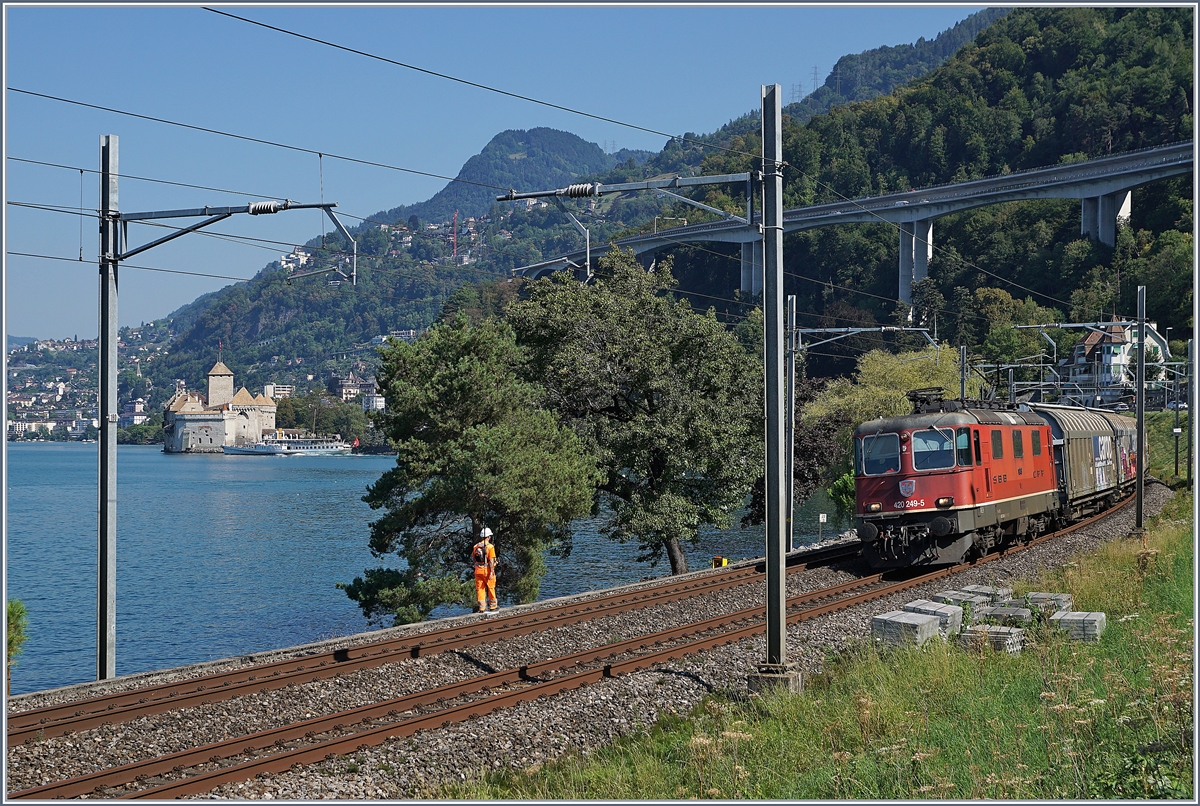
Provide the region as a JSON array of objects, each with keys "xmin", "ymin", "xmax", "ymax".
[
  {"xmin": 190, "ymin": 8, "xmax": 1106, "ymax": 317},
  {"xmin": 10, "ymin": 59, "xmax": 1124, "ymax": 322},
  {"xmin": 8, "ymin": 198, "xmax": 515, "ymax": 284},
  {"xmin": 8, "ymin": 157, "xmax": 600, "ymax": 278},
  {"xmin": 9, "ymin": 189, "xmax": 1064, "ymax": 350},
  {"xmin": 7, "ymin": 156, "xmax": 286, "ymax": 200},
  {"xmin": 636, "ymin": 224, "xmax": 1006, "ymax": 330},
  {"xmin": 202, "ymin": 7, "xmax": 763, "ymax": 163},
  {"xmin": 7, "ymin": 91, "xmax": 1095, "ymax": 320},
  {"xmin": 7, "ymin": 206, "xmax": 483, "ymax": 288},
  {"xmin": 8, "ymin": 87, "xmax": 511, "ymax": 193},
  {"xmin": 8, "ymin": 120, "xmax": 1104, "ymax": 330},
  {"xmin": 8, "ymin": 250, "xmax": 263, "ymax": 283}
]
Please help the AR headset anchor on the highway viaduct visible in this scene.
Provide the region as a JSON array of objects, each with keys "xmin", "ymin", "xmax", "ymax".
[{"xmin": 513, "ymin": 141, "xmax": 1193, "ymax": 306}]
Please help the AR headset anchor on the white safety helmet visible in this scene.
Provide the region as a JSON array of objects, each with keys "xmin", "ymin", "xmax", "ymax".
[{"xmin": 480, "ymin": 527, "xmax": 493, "ymax": 539}]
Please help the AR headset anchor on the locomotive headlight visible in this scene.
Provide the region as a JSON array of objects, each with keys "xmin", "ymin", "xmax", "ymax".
[
  {"xmin": 936, "ymin": 496, "xmax": 954, "ymax": 508},
  {"xmin": 866, "ymin": 502, "xmax": 882, "ymax": 513}
]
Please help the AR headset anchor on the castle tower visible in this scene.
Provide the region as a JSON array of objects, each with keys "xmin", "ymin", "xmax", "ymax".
[{"xmin": 206, "ymin": 361, "xmax": 235, "ymax": 408}]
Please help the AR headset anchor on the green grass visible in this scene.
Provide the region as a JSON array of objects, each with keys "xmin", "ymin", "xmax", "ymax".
[{"xmin": 434, "ymin": 492, "xmax": 1194, "ymax": 800}]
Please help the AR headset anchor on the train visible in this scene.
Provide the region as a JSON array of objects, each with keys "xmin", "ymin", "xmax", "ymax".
[{"xmin": 854, "ymin": 388, "xmax": 1139, "ymax": 570}]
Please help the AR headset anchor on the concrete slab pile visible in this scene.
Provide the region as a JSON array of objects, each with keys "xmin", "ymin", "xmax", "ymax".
[
  {"xmin": 932, "ymin": 591, "xmax": 992, "ymax": 610},
  {"xmin": 1023, "ymin": 592, "xmax": 1074, "ymax": 615},
  {"xmin": 959, "ymin": 584, "xmax": 1015, "ymax": 604},
  {"xmin": 1050, "ymin": 611, "xmax": 1107, "ymax": 642},
  {"xmin": 972, "ymin": 606, "xmax": 1035, "ymax": 626},
  {"xmin": 871, "ymin": 611, "xmax": 941, "ymax": 648},
  {"xmin": 960, "ymin": 625, "xmax": 1026, "ymax": 654},
  {"xmin": 901, "ymin": 599, "xmax": 963, "ymax": 637}
]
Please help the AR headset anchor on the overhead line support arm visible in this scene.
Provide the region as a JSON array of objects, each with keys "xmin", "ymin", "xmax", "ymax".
[
  {"xmin": 794, "ymin": 326, "xmax": 935, "ymax": 352},
  {"xmin": 496, "ymin": 173, "xmax": 752, "ymax": 202}
]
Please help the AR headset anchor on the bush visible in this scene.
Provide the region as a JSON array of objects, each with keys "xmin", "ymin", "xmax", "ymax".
[{"xmin": 7, "ymin": 599, "xmax": 28, "ymax": 693}]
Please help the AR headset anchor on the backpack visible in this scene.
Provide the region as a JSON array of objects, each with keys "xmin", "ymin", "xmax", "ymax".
[{"xmin": 472, "ymin": 543, "xmax": 486, "ymax": 565}]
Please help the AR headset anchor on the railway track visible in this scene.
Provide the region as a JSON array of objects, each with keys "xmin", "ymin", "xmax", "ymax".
[
  {"xmin": 10, "ymin": 498, "xmax": 1136, "ymax": 800},
  {"xmin": 6, "ymin": 540, "xmax": 859, "ymax": 745}
]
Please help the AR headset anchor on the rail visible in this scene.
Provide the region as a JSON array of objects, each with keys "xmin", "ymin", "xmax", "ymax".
[{"xmin": 9, "ymin": 498, "xmax": 1132, "ymax": 799}]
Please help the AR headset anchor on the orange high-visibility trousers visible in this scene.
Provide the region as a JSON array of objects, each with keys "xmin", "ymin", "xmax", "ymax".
[{"xmin": 475, "ymin": 567, "xmax": 497, "ymax": 610}]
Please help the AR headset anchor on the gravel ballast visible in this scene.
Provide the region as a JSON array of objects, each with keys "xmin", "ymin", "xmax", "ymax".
[{"xmin": 6, "ymin": 486, "xmax": 1174, "ymax": 799}]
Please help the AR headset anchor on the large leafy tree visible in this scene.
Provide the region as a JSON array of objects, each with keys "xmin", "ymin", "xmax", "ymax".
[
  {"xmin": 508, "ymin": 249, "xmax": 761, "ymax": 575},
  {"xmin": 804, "ymin": 346, "xmax": 988, "ymax": 471},
  {"xmin": 341, "ymin": 317, "xmax": 598, "ymax": 624}
]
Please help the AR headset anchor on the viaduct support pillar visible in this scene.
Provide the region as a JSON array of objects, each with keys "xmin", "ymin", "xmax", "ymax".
[
  {"xmin": 1081, "ymin": 197, "xmax": 1100, "ymax": 242},
  {"xmin": 913, "ymin": 219, "xmax": 933, "ymax": 284},
  {"xmin": 741, "ymin": 240, "xmax": 763, "ymax": 296},
  {"xmin": 1082, "ymin": 190, "xmax": 1131, "ymax": 247},
  {"xmin": 898, "ymin": 218, "xmax": 935, "ymax": 314},
  {"xmin": 899, "ymin": 222, "xmax": 915, "ymax": 318},
  {"xmin": 1099, "ymin": 190, "xmax": 1132, "ymax": 246}
]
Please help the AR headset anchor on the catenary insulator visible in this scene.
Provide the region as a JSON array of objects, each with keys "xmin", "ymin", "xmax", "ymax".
[
  {"xmin": 248, "ymin": 201, "xmax": 283, "ymax": 215},
  {"xmin": 563, "ymin": 184, "xmax": 595, "ymax": 198}
]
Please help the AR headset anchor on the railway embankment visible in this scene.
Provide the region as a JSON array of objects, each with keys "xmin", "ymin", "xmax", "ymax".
[
  {"xmin": 442, "ymin": 482, "xmax": 1192, "ymax": 800},
  {"xmin": 5, "ymin": 484, "xmax": 1185, "ymax": 799}
]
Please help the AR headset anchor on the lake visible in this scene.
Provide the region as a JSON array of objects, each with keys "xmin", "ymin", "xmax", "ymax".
[{"xmin": 4, "ymin": 442, "xmax": 847, "ymax": 695}]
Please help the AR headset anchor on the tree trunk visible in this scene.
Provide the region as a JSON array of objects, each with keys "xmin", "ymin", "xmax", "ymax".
[{"xmin": 665, "ymin": 536, "xmax": 689, "ymax": 575}]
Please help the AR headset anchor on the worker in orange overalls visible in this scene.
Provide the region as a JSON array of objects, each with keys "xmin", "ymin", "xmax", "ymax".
[{"xmin": 472, "ymin": 527, "xmax": 498, "ymax": 612}]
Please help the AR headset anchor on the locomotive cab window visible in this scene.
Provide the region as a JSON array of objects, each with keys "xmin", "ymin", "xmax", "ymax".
[
  {"xmin": 1031, "ymin": 429, "xmax": 1042, "ymax": 456},
  {"xmin": 1012, "ymin": 430, "xmax": 1024, "ymax": 458},
  {"xmin": 858, "ymin": 433, "xmax": 901, "ymax": 476},
  {"xmin": 912, "ymin": 428, "xmax": 954, "ymax": 470},
  {"xmin": 956, "ymin": 427, "xmax": 972, "ymax": 466},
  {"xmin": 991, "ymin": 429, "xmax": 1004, "ymax": 459}
]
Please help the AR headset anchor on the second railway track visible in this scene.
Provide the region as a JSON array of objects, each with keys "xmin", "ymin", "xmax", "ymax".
[
  {"xmin": 8, "ymin": 491, "xmax": 1159, "ymax": 800},
  {"xmin": 7, "ymin": 540, "xmax": 859, "ymax": 744}
]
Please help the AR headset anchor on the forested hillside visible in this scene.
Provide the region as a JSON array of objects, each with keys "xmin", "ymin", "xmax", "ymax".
[
  {"xmin": 673, "ymin": 6, "xmax": 1193, "ymax": 375},
  {"xmin": 136, "ymin": 6, "xmax": 1191, "ymax": 403},
  {"xmin": 786, "ymin": 7, "xmax": 1011, "ymax": 123}
]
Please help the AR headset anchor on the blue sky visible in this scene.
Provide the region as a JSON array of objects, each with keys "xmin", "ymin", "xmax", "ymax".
[{"xmin": 4, "ymin": 4, "xmax": 984, "ymax": 339}]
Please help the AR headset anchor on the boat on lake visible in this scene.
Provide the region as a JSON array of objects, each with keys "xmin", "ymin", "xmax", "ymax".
[{"xmin": 223, "ymin": 431, "xmax": 352, "ymax": 456}]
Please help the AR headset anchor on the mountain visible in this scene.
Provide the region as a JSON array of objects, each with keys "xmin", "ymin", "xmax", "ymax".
[
  {"xmin": 678, "ymin": 5, "xmax": 1192, "ymax": 376},
  {"xmin": 785, "ymin": 7, "xmax": 1011, "ymax": 123},
  {"xmin": 372, "ymin": 128, "xmax": 652, "ymax": 228},
  {"xmin": 135, "ymin": 6, "xmax": 1191, "ymax": 402},
  {"xmin": 617, "ymin": 7, "xmax": 1011, "ymax": 180},
  {"xmin": 136, "ymin": 130, "xmax": 651, "ymax": 398}
]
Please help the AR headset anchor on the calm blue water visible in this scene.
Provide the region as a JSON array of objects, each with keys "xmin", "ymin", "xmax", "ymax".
[{"xmin": 5, "ymin": 443, "xmax": 846, "ymax": 695}]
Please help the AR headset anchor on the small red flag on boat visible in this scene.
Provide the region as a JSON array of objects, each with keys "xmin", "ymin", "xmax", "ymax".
[{"xmin": 352, "ymin": 437, "xmax": 360, "ymax": 447}]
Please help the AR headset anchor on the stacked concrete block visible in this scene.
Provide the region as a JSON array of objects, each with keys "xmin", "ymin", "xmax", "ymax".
[
  {"xmin": 901, "ymin": 599, "xmax": 963, "ymax": 637},
  {"xmin": 960, "ymin": 584, "xmax": 1014, "ymax": 604},
  {"xmin": 872, "ymin": 610, "xmax": 941, "ymax": 648},
  {"xmin": 932, "ymin": 590, "xmax": 992, "ymax": 609},
  {"xmin": 1049, "ymin": 611, "xmax": 1106, "ymax": 642},
  {"xmin": 972, "ymin": 606, "xmax": 1034, "ymax": 626},
  {"xmin": 960, "ymin": 624, "xmax": 1026, "ymax": 654},
  {"xmin": 1024, "ymin": 591, "xmax": 1074, "ymax": 615}
]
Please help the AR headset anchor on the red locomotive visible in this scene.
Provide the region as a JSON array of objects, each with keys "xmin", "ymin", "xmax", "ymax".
[{"xmin": 855, "ymin": 388, "xmax": 1138, "ymax": 570}]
